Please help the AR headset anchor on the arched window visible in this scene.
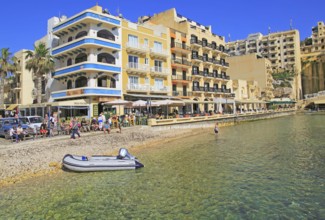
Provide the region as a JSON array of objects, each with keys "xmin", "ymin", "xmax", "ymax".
[
  {"xmin": 211, "ymin": 41, "xmax": 217, "ymax": 49},
  {"xmin": 97, "ymin": 53, "xmax": 115, "ymax": 64},
  {"xmin": 75, "ymin": 76, "xmax": 88, "ymax": 88},
  {"xmin": 67, "ymin": 80, "xmax": 72, "ymax": 89},
  {"xmin": 67, "ymin": 58, "xmax": 72, "ymax": 66},
  {"xmin": 204, "ymin": 98, "xmax": 209, "ymax": 113},
  {"xmin": 97, "ymin": 29, "xmax": 115, "ymax": 41},
  {"xmin": 202, "ymin": 38, "xmax": 208, "ymax": 47},
  {"xmin": 191, "ymin": 35, "xmax": 198, "ymax": 43},
  {"xmin": 75, "ymin": 53, "xmax": 87, "ymax": 64},
  {"xmin": 68, "ymin": 36, "xmax": 73, "ymax": 42},
  {"xmin": 75, "ymin": 31, "xmax": 87, "ymax": 39},
  {"xmin": 219, "ymin": 45, "xmax": 225, "ymax": 52},
  {"xmin": 98, "ymin": 75, "xmax": 116, "ymax": 88}
]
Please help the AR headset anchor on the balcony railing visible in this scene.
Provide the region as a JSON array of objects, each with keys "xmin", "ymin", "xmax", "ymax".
[
  {"xmin": 126, "ymin": 62, "xmax": 149, "ymax": 72},
  {"xmin": 150, "ymin": 48, "xmax": 168, "ymax": 57},
  {"xmin": 171, "ymin": 42, "xmax": 191, "ymax": 51},
  {"xmin": 171, "ymin": 58, "xmax": 191, "ymax": 66},
  {"xmin": 150, "ymin": 86, "xmax": 169, "ymax": 93},
  {"xmin": 190, "ymin": 39, "xmax": 202, "ymax": 46},
  {"xmin": 192, "ymin": 86, "xmax": 231, "ymax": 93},
  {"xmin": 172, "ymin": 91, "xmax": 192, "ymax": 96},
  {"xmin": 150, "ymin": 66, "xmax": 169, "ymax": 77},
  {"xmin": 127, "ymin": 84, "xmax": 149, "ymax": 91},
  {"xmin": 191, "ymin": 54, "xmax": 203, "ymax": 61},
  {"xmin": 126, "ymin": 42, "xmax": 148, "ymax": 54},
  {"xmin": 172, "ymin": 75, "xmax": 192, "ymax": 81}
]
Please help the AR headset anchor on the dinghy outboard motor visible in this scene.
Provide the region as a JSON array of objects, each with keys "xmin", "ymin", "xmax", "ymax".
[{"xmin": 118, "ymin": 148, "xmax": 136, "ymax": 160}]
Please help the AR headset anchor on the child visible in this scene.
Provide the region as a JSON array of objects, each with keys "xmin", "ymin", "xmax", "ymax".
[{"xmin": 214, "ymin": 122, "xmax": 219, "ymax": 134}]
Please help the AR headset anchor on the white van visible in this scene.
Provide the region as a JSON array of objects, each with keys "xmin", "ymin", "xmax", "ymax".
[{"xmin": 22, "ymin": 116, "xmax": 44, "ymax": 129}]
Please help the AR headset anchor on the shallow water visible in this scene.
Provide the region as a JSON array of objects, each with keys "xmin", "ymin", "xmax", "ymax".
[{"xmin": 0, "ymin": 114, "xmax": 324, "ymax": 219}]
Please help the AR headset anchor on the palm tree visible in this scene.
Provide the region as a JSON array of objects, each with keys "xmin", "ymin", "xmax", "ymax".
[
  {"xmin": 25, "ymin": 42, "xmax": 54, "ymax": 104},
  {"xmin": 0, "ymin": 48, "xmax": 17, "ymax": 105}
]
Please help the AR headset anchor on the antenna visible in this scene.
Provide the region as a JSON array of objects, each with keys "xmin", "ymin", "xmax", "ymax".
[
  {"xmin": 228, "ymin": 34, "xmax": 231, "ymax": 42},
  {"xmin": 290, "ymin": 19, "xmax": 293, "ymax": 30},
  {"xmin": 268, "ymin": 26, "xmax": 271, "ymax": 34}
]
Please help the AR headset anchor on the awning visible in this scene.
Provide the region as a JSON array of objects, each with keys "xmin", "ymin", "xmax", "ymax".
[
  {"xmin": 6, "ymin": 104, "xmax": 18, "ymax": 110},
  {"xmin": 124, "ymin": 94, "xmax": 181, "ymax": 100},
  {"xmin": 235, "ymin": 99, "xmax": 267, "ymax": 104},
  {"xmin": 51, "ymin": 99, "xmax": 89, "ymax": 107},
  {"xmin": 183, "ymin": 100, "xmax": 215, "ymax": 104}
]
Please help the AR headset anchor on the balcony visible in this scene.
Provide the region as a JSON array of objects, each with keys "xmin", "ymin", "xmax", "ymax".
[
  {"xmin": 51, "ymin": 87, "xmax": 122, "ymax": 100},
  {"xmin": 150, "ymin": 66, "xmax": 170, "ymax": 78},
  {"xmin": 126, "ymin": 42, "xmax": 148, "ymax": 55},
  {"xmin": 126, "ymin": 62, "xmax": 149, "ymax": 76},
  {"xmin": 53, "ymin": 11, "xmax": 120, "ymax": 36},
  {"xmin": 150, "ymin": 48, "xmax": 168, "ymax": 59},
  {"xmin": 191, "ymin": 54, "xmax": 203, "ymax": 63},
  {"xmin": 53, "ymin": 62, "xmax": 121, "ymax": 78},
  {"xmin": 171, "ymin": 42, "xmax": 191, "ymax": 54},
  {"xmin": 171, "ymin": 58, "xmax": 191, "ymax": 69},
  {"xmin": 127, "ymin": 84, "xmax": 150, "ymax": 92},
  {"xmin": 190, "ymin": 39, "xmax": 202, "ymax": 48},
  {"xmin": 53, "ymin": 37, "xmax": 121, "ymax": 57},
  {"xmin": 171, "ymin": 74, "xmax": 192, "ymax": 83},
  {"xmin": 150, "ymin": 86, "xmax": 169, "ymax": 94},
  {"xmin": 172, "ymin": 91, "xmax": 192, "ymax": 97}
]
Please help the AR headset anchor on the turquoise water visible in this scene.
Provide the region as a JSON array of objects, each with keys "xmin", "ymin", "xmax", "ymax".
[{"xmin": 0, "ymin": 114, "xmax": 324, "ymax": 219}]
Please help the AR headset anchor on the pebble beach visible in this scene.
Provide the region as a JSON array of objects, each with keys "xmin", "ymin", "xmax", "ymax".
[{"xmin": 0, "ymin": 126, "xmax": 198, "ymax": 187}]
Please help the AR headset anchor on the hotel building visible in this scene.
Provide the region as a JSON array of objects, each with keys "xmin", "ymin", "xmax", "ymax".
[
  {"xmin": 226, "ymin": 30, "xmax": 302, "ymax": 100},
  {"xmin": 141, "ymin": 8, "xmax": 233, "ymax": 114},
  {"xmin": 121, "ymin": 19, "xmax": 171, "ymax": 103},
  {"xmin": 300, "ymin": 21, "xmax": 325, "ymax": 96},
  {"xmin": 48, "ymin": 5, "xmax": 122, "ymax": 117}
]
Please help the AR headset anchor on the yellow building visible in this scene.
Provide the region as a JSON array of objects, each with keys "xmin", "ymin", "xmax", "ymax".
[
  {"xmin": 226, "ymin": 54, "xmax": 274, "ymax": 101},
  {"xmin": 141, "ymin": 8, "xmax": 233, "ymax": 114},
  {"xmin": 301, "ymin": 21, "xmax": 325, "ymax": 96},
  {"xmin": 226, "ymin": 30, "xmax": 302, "ymax": 100},
  {"xmin": 121, "ymin": 19, "xmax": 171, "ymax": 104}
]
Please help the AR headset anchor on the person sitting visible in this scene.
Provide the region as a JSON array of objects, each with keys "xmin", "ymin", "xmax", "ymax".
[
  {"xmin": 91, "ymin": 117, "xmax": 99, "ymax": 131},
  {"xmin": 9, "ymin": 126, "xmax": 18, "ymax": 143},
  {"xmin": 103, "ymin": 119, "xmax": 111, "ymax": 134},
  {"xmin": 81, "ymin": 118, "xmax": 90, "ymax": 132},
  {"xmin": 40, "ymin": 121, "xmax": 48, "ymax": 138},
  {"xmin": 16, "ymin": 124, "xmax": 24, "ymax": 142}
]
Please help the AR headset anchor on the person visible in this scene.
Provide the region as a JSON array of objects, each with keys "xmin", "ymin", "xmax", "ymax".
[
  {"xmin": 9, "ymin": 126, "xmax": 18, "ymax": 143},
  {"xmin": 70, "ymin": 117, "xmax": 80, "ymax": 139},
  {"xmin": 103, "ymin": 119, "xmax": 110, "ymax": 134},
  {"xmin": 98, "ymin": 114, "xmax": 103, "ymax": 131},
  {"xmin": 91, "ymin": 117, "xmax": 98, "ymax": 131},
  {"xmin": 40, "ymin": 120, "xmax": 48, "ymax": 138},
  {"xmin": 117, "ymin": 117, "xmax": 122, "ymax": 133},
  {"xmin": 81, "ymin": 118, "xmax": 90, "ymax": 132},
  {"xmin": 214, "ymin": 122, "xmax": 219, "ymax": 134},
  {"xmin": 16, "ymin": 124, "xmax": 24, "ymax": 141}
]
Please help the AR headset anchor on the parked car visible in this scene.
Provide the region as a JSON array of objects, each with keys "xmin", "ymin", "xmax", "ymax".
[
  {"xmin": 0, "ymin": 117, "xmax": 29, "ymax": 138},
  {"xmin": 20, "ymin": 116, "xmax": 44, "ymax": 129}
]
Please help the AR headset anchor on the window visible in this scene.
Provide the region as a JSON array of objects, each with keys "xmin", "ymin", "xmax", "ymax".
[
  {"xmin": 128, "ymin": 35, "xmax": 138, "ymax": 47},
  {"xmin": 129, "ymin": 76, "xmax": 139, "ymax": 85},
  {"xmin": 154, "ymin": 41, "xmax": 163, "ymax": 53},
  {"xmin": 192, "ymin": 66, "xmax": 199, "ymax": 74},
  {"xmin": 128, "ymin": 55, "xmax": 138, "ymax": 68},
  {"xmin": 203, "ymin": 68, "xmax": 209, "ymax": 76},
  {"xmin": 144, "ymin": 38, "xmax": 149, "ymax": 48},
  {"xmin": 67, "ymin": 80, "xmax": 72, "ymax": 89},
  {"xmin": 144, "ymin": 58, "xmax": 149, "ymax": 65},
  {"xmin": 97, "ymin": 30, "xmax": 115, "ymax": 41},
  {"xmin": 154, "ymin": 78, "xmax": 164, "ymax": 89},
  {"xmin": 172, "ymin": 69, "xmax": 176, "ymax": 75},
  {"xmin": 154, "ymin": 60, "xmax": 162, "ymax": 72},
  {"xmin": 145, "ymin": 77, "xmax": 149, "ymax": 85}
]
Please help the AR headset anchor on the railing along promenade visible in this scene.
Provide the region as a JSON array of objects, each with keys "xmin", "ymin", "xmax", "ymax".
[{"xmin": 148, "ymin": 108, "xmax": 296, "ymax": 127}]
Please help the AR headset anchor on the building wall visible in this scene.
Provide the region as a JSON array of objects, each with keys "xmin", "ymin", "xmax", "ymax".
[
  {"xmin": 121, "ymin": 19, "xmax": 171, "ymax": 99},
  {"xmin": 226, "ymin": 54, "xmax": 274, "ymax": 100},
  {"xmin": 226, "ymin": 30, "xmax": 302, "ymax": 100}
]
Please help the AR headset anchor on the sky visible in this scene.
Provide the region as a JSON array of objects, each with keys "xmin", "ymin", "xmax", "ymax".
[{"xmin": 1, "ymin": 0, "xmax": 324, "ymax": 54}]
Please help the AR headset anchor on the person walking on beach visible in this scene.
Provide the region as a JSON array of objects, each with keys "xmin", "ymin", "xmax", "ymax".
[
  {"xmin": 214, "ymin": 122, "xmax": 219, "ymax": 134},
  {"xmin": 70, "ymin": 117, "xmax": 81, "ymax": 139}
]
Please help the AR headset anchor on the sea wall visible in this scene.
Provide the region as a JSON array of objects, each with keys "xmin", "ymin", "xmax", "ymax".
[{"xmin": 149, "ymin": 110, "xmax": 296, "ymax": 130}]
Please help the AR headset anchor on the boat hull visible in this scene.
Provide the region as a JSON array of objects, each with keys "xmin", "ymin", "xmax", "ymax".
[{"xmin": 62, "ymin": 154, "xmax": 144, "ymax": 172}]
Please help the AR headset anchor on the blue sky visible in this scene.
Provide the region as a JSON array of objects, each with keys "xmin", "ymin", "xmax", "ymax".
[{"xmin": 1, "ymin": 0, "xmax": 324, "ymax": 54}]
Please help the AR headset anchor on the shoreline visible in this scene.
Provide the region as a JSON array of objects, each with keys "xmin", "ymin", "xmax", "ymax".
[{"xmin": 0, "ymin": 126, "xmax": 206, "ymax": 188}]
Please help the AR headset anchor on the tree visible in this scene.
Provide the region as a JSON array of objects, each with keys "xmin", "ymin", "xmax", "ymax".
[
  {"xmin": 0, "ymin": 48, "xmax": 17, "ymax": 105},
  {"xmin": 25, "ymin": 42, "xmax": 54, "ymax": 104}
]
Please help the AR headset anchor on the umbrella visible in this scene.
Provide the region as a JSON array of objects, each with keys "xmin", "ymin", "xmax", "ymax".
[
  {"xmin": 154, "ymin": 100, "xmax": 185, "ymax": 116},
  {"xmin": 103, "ymin": 99, "xmax": 132, "ymax": 115},
  {"xmin": 132, "ymin": 100, "xmax": 147, "ymax": 107}
]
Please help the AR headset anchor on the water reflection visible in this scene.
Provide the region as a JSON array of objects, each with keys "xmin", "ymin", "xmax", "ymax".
[{"xmin": 0, "ymin": 114, "xmax": 324, "ymax": 219}]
